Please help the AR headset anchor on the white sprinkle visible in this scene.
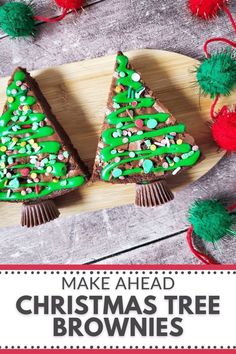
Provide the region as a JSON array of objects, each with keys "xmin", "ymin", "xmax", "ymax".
[
  {"xmin": 170, "ymin": 132, "xmax": 176, "ymax": 136},
  {"xmin": 20, "ymin": 96, "xmax": 26, "ymax": 102},
  {"xmin": 6, "ymin": 189, "xmax": 11, "ymax": 198},
  {"xmin": 192, "ymin": 145, "xmax": 199, "ymax": 151},
  {"xmin": 131, "ymin": 73, "xmax": 141, "ymax": 82},
  {"xmin": 114, "ymin": 157, "xmax": 121, "ymax": 163},
  {"xmin": 122, "ymin": 130, "xmax": 128, "ymax": 136},
  {"xmin": 16, "ymin": 80, "xmax": 22, "ymax": 87},
  {"xmin": 122, "ymin": 137, "xmax": 129, "ymax": 144},
  {"xmin": 154, "ymin": 142, "xmax": 165, "ymax": 147},
  {"xmin": 105, "ymin": 108, "xmax": 111, "ymax": 116},
  {"xmin": 135, "ymin": 87, "xmax": 145, "ymax": 98},
  {"xmin": 172, "ymin": 167, "xmax": 181, "ymax": 175},
  {"xmin": 119, "ymin": 176, "xmax": 125, "ymax": 180},
  {"xmin": 113, "ymin": 72, "xmax": 119, "ymax": 79},
  {"xmin": 137, "ymin": 130, "xmax": 143, "ymax": 135},
  {"xmin": 161, "ymin": 139, "xmax": 166, "ymax": 145},
  {"xmin": 166, "ymin": 137, "xmax": 170, "ymax": 147}
]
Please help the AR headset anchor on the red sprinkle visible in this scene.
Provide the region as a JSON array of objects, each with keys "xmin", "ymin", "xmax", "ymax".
[
  {"xmin": 131, "ymin": 101, "xmax": 138, "ymax": 107},
  {"xmin": 20, "ymin": 168, "xmax": 30, "ymax": 177},
  {"xmin": 35, "ymin": 185, "xmax": 40, "ymax": 194},
  {"xmin": 135, "ymin": 119, "xmax": 144, "ymax": 129},
  {"xmin": 22, "ymin": 125, "xmax": 31, "ymax": 129}
]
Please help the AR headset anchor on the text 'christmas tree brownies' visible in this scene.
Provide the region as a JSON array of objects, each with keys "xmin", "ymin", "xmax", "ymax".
[
  {"xmin": 92, "ymin": 52, "xmax": 201, "ymax": 207},
  {"xmin": 0, "ymin": 68, "xmax": 88, "ymax": 227}
]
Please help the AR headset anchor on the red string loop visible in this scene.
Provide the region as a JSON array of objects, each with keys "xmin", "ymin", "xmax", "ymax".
[
  {"xmin": 34, "ymin": 8, "xmax": 68, "ymax": 23},
  {"xmin": 222, "ymin": 4, "xmax": 236, "ymax": 33},
  {"xmin": 203, "ymin": 37, "xmax": 236, "ymax": 58},
  {"xmin": 187, "ymin": 203, "xmax": 236, "ymax": 264}
]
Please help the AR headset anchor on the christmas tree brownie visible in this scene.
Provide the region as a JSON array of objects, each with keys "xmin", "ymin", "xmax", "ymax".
[
  {"xmin": 0, "ymin": 67, "xmax": 88, "ymax": 227},
  {"xmin": 92, "ymin": 52, "xmax": 201, "ymax": 207}
]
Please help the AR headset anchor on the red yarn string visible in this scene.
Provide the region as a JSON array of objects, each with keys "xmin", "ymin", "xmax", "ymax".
[
  {"xmin": 227, "ymin": 203, "xmax": 236, "ymax": 212},
  {"xmin": 222, "ymin": 4, "xmax": 236, "ymax": 33},
  {"xmin": 187, "ymin": 203, "xmax": 236, "ymax": 264},
  {"xmin": 210, "ymin": 95, "xmax": 219, "ymax": 119},
  {"xmin": 186, "ymin": 226, "xmax": 219, "ymax": 264},
  {"xmin": 203, "ymin": 37, "xmax": 236, "ymax": 58},
  {"xmin": 34, "ymin": 8, "xmax": 68, "ymax": 23}
]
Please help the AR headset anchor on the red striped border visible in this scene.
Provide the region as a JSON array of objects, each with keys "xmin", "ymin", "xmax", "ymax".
[{"xmin": 0, "ymin": 264, "xmax": 235, "ymax": 270}]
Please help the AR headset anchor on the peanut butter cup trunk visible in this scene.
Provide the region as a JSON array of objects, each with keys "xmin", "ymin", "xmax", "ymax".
[
  {"xmin": 92, "ymin": 52, "xmax": 201, "ymax": 207},
  {"xmin": 0, "ymin": 68, "xmax": 88, "ymax": 227}
]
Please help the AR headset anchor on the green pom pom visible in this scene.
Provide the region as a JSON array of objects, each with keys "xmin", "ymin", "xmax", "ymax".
[
  {"xmin": 196, "ymin": 51, "xmax": 236, "ymax": 98},
  {"xmin": 188, "ymin": 200, "xmax": 233, "ymax": 242},
  {"xmin": 0, "ymin": 2, "xmax": 35, "ymax": 38}
]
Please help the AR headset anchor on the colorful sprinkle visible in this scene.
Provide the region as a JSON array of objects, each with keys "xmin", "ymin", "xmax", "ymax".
[
  {"xmin": 112, "ymin": 168, "xmax": 122, "ymax": 178},
  {"xmin": 63, "ymin": 151, "xmax": 69, "ymax": 158},
  {"xmin": 7, "ymin": 97, "xmax": 14, "ymax": 103},
  {"xmin": 129, "ymin": 151, "xmax": 135, "ymax": 158},
  {"xmin": 58, "ymin": 154, "xmax": 64, "ymax": 161},
  {"xmin": 46, "ymin": 166, "xmax": 53, "ymax": 173},
  {"xmin": 9, "ymin": 178, "xmax": 20, "ymax": 189},
  {"xmin": 131, "ymin": 101, "xmax": 138, "ymax": 107},
  {"xmin": 122, "ymin": 137, "xmax": 129, "ymax": 144},
  {"xmin": 173, "ymin": 156, "xmax": 180, "ymax": 163},
  {"xmin": 30, "ymin": 173, "xmax": 37, "ymax": 179},
  {"xmin": 113, "ymin": 102, "xmax": 120, "ymax": 109},
  {"xmin": 135, "ymin": 119, "xmax": 144, "ymax": 129},
  {"xmin": 35, "ymin": 185, "xmax": 40, "ymax": 194},
  {"xmin": 131, "ymin": 73, "xmax": 141, "ymax": 82},
  {"xmin": 147, "ymin": 119, "xmax": 158, "ymax": 129},
  {"xmin": 22, "ymin": 105, "xmax": 30, "ymax": 112},
  {"xmin": 143, "ymin": 159, "xmax": 153, "ymax": 174},
  {"xmin": 115, "ymin": 86, "xmax": 122, "ymax": 93},
  {"xmin": 0, "ymin": 146, "xmax": 7, "ymax": 152},
  {"xmin": 192, "ymin": 145, "xmax": 199, "ymax": 151},
  {"xmin": 176, "ymin": 139, "xmax": 183, "ymax": 145},
  {"xmin": 150, "ymin": 144, "xmax": 157, "ymax": 151},
  {"xmin": 172, "ymin": 167, "xmax": 181, "ymax": 175}
]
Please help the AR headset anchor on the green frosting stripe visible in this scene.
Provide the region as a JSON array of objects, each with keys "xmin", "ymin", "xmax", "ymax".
[
  {"xmin": 100, "ymin": 54, "xmax": 200, "ymax": 181},
  {"xmin": 0, "ymin": 176, "xmax": 85, "ymax": 201}
]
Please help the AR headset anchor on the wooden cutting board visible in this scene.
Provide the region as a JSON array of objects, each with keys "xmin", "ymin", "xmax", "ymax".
[{"xmin": 0, "ymin": 49, "xmax": 232, "ymax": 227}]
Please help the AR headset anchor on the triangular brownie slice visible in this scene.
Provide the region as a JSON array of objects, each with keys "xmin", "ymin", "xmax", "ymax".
[
  {"xmin": 0, "ymin": 67, "xmax": 88, "ymax": 227},
  {"xmin": 92, "ymin": 51, "xmax": 201, "ymax": 207}
]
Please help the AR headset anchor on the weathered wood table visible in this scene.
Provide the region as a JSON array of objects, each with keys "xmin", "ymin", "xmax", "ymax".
[{"xmin": 0, "ymin": 0, "xmax": 236, "ymax": 264}]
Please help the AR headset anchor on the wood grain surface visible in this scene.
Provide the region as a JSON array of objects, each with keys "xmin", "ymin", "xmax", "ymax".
[{"xmin": 0, "ymin": 0, "xmax": 235, "ymax": 264}]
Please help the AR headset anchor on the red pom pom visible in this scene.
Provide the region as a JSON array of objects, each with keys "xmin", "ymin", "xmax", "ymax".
[
  {"xmin": 212, "ymin": 106, "xmax": 236, "ymax": 151},
  {"xmin": 188, "ymin": 0, "xmax": 227, "ymax": 19},
  {"xmin": 55, "ymin": 0, "xmax": 84, "ymax": 9}
]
